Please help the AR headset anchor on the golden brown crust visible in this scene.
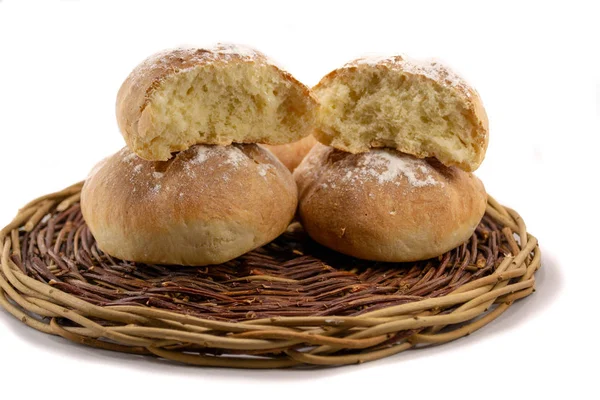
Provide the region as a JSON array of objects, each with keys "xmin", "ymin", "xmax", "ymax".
[
  {"xmin": 116, "ymin": 44, "xmax": 318, "ymax": 160},
  {"xmin": 293, "ymin": 144, "xmax": 487, "ymax": 262},
  {"xmin": 262, "ymin": 135, "xmax": 317, "ymax": 171},
  {"xmin": 312, "ymin": 55, "xmax": 489, "ymax": 172},
  {"xmin": 81, "ymin": 144, "xmax": 297, "ymax": 266}
]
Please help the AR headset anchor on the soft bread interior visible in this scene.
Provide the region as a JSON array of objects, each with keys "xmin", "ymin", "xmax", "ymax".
[
  {"xmin": 138, "ymin": 62, "xmax": 314, "ymax": 160},
  {"xmin": 314, "ymin": 68, "xmax": 481, "ymax": 170}
]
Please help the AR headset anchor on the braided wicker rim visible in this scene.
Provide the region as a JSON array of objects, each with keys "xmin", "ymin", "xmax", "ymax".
[{"xmin": 0, "ymin": 182, "xmax": 540, "ymax": 368}]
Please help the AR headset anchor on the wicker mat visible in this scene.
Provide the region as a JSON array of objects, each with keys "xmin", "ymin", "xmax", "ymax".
[{"xmin": 0, "ymin": 182, "xmax": 540, "ymax": 368}]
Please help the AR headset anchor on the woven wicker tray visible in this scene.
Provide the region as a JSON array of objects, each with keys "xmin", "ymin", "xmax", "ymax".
[{"xmin": 0, "ymin": 182, "xmax": 540, "ymax": 368}]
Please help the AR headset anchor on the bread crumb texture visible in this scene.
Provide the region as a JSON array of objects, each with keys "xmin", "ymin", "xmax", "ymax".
[
  {"xmin": 313, "ymin": 54, "xmax": 488, "ymax": 172},
  {"xmin": 117, "ymin": 44, "xmax": 317, "ymax": 161}
]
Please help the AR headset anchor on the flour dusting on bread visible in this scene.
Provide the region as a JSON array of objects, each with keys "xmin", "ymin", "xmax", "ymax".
[
  {"xmin": 188, "ymin": 145, "xmax": 246, "ymax": 167},
  {"xmin": 296, "ymin": 145, "xmax": 442, "ymax": 190},
  {"xmin": 222, "ymin": 147, "xmax": 247, "ymax": 167},
  {"xmin": 121, "ymin": 151, "xmax": 138, "ymax": 164},
  {"xmin": 213, "ymin": 43, "xmax": 261, "ymax": 59},
  {"xmin": 351, "ymin": 54, "xmax": 469, "ymax": 91},
  {"xmin": 130, "ymin": 44, "xmax": 271, "ymax": 84},
  {"xmin": 358, "ymin": 150, "xmax": 442, "ymax": 187}
]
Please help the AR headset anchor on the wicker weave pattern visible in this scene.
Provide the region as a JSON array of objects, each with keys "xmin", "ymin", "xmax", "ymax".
[{"xmin": 0, "ymin": 182, "xmax": 540, "ymax": 368}]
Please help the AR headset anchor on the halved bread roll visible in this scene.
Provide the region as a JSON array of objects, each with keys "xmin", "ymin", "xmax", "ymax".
[
  {"xmin": 313, "ymin": 55, "xmax": 489, "ymax": 172},
  {"xmin": 117, "ymin": 44, "xmax": 318, "ymax": 161}
]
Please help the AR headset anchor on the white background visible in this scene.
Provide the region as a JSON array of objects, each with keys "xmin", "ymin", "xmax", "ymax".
[{"xmin": 1, "ymin": 1, "xmax": 598, "ymax": 399}]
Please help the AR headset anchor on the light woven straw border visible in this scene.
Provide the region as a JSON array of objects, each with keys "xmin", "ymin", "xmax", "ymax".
[{"xmin": 0, "ymin": 182, "xmax": 540, "ymax": 368}]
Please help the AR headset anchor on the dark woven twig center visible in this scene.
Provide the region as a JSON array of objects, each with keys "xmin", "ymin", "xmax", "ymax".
[{"xmin": 13, "ymin": 203, "xmax": 511, "ymax": 322}]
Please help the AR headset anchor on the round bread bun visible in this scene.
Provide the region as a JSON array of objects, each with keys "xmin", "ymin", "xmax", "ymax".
[
  {"xmin": 262, "ymin": 135, "xmax": 317, "ymax": 171},
  {"xmin": 313, "ymin": 55, "xmax": 489, "ymax": 172},
  {"xmin": 294, "ymin": 143, "xmax": 487, "ymax": 262},
  {"xmin": 116, "ymin": 44, "xmax": 318, "ymax": 161},
  {"xmin": 81, "ymin": 144, "xmax": 297, "ymax": 266}
]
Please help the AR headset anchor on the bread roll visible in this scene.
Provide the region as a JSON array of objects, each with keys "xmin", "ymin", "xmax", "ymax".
[
  {"xmin": 294, "ymin": 143, "xmax": 487, "ymax": 262},
  {"xmin": 313, "ymin": 55, "xmax": 488, "ymax": 172},
  {"xmin": 262, "ymin": 135, "xmax": 317, "ymax": 171},
  {"xmin": 81, "ymin": 144, "xmax": 297, "ymax": 266},
  {"xmin": 116, "ymin": 44, "xmax": 318, "ymax": 161}
]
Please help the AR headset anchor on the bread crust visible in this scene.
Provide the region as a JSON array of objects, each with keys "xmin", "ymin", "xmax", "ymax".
[
  {"xmin": 312, "ymin": 55, "xmax": 489, "ymax": 172},
  {"xmin": 116, "ymin": 44, "xmax": 317, "ymax": 160},
  {"xmin": 294, "ymin": 143, "xmax": 487, "ymax": 262},
  {"xmin": 262, "ymin": 135, "xmax": 317, "ymax": 171},
  {"xmin": 81, "ymin": 144, "xmax": 297, "ymax": 266}
]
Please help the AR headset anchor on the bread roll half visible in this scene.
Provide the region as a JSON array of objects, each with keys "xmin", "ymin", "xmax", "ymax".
[
  {"xmin": 81, "ymin": 144, "xmax": 297, "ymax": 266},
  {"xmin": 294, "ymin": 143, "xmax": 487, "ymax": 262},
  {"xmin": 313, "ymin": 55, "xmax": 489, "ymax": 172},
  {"xmin": 117, "ymin": 44, "xmax": 317, "ymax": 161}
]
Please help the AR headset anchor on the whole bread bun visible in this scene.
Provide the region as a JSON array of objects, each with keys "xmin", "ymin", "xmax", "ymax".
[
  {"xmin": 81, "ymin": 144, "xmax": 297, "ymax": 266},
  {"xmin": 116, "ymin": 44, "xmax": 318, "ymax": 161},
  {"xmin": 294, "ymin": 143, "xmax": 487, "ymax": 262},
  {"xmin": 263, "ymin": 135, "xmax": 317, "ymax": 171},
  {"xmin": 313, "ymin": 55, "xmax": 489, "ymax": 172}
]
